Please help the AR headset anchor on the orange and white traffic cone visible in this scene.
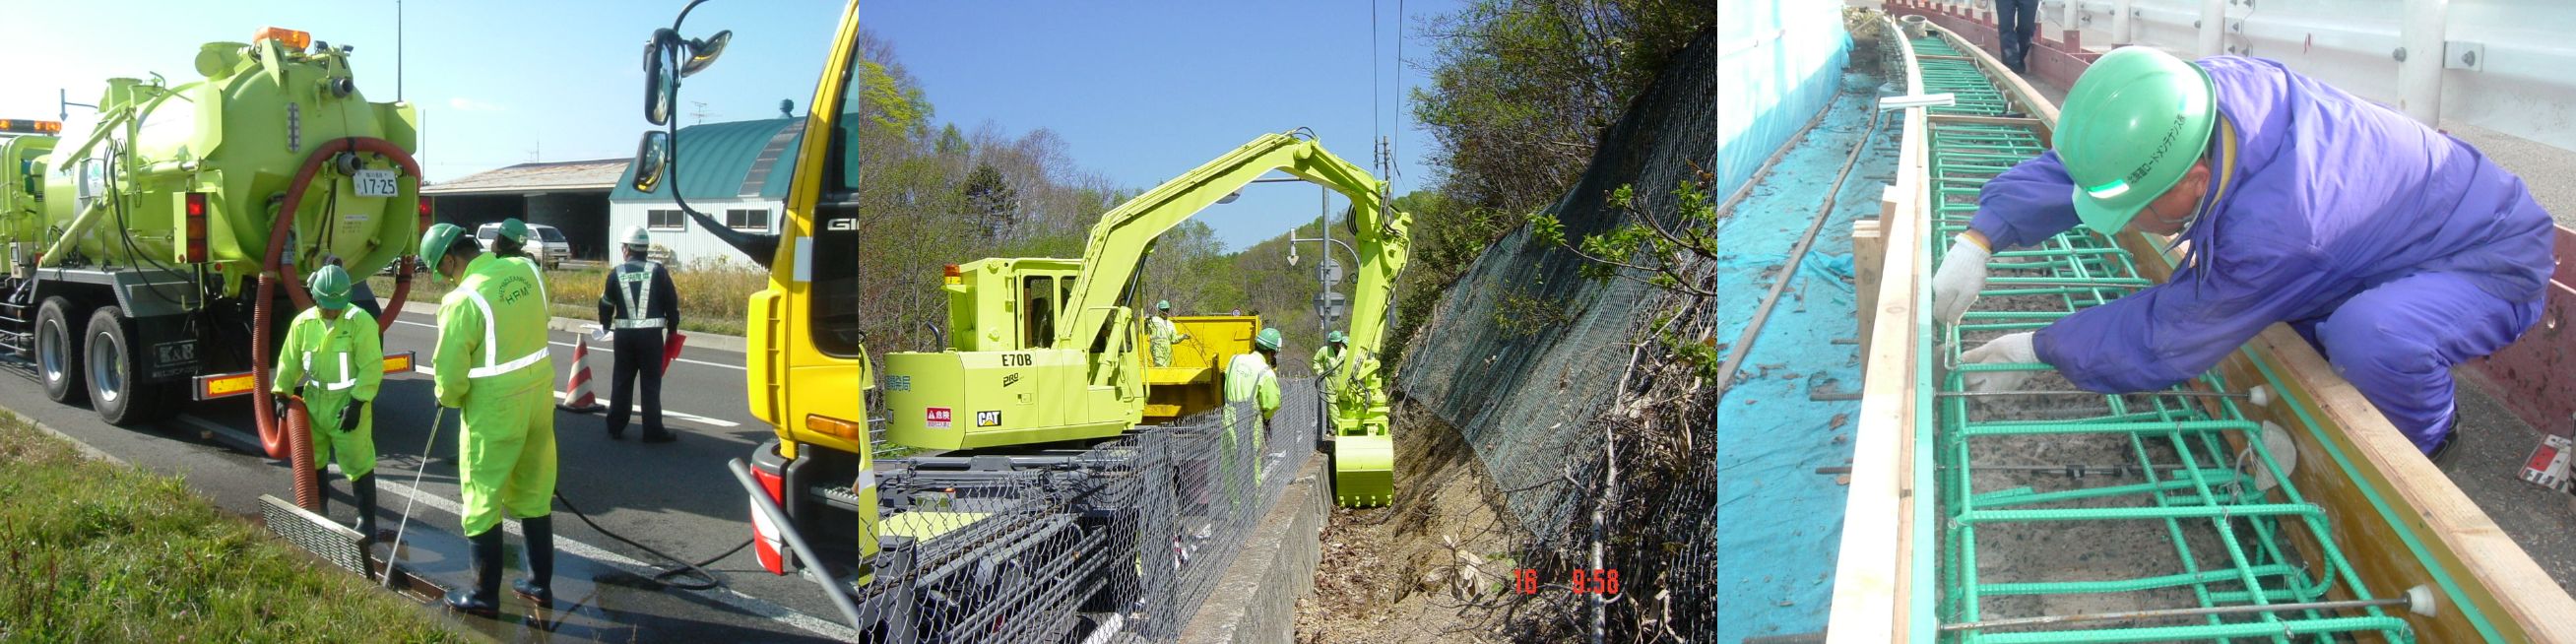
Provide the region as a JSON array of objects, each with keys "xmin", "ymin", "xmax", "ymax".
[{"xmin": 558, "ymin": 326, "xmax": 608, "ymax": 413}]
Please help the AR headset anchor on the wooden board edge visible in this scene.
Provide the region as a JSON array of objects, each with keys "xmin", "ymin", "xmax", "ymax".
[
  {"xmin": 1826, "ymin": 15, "xmax": 1929, "ymax": 642},
  {"xmin": 1854, "ymin": 218, "xmax": 1887, "ymax": 361}
]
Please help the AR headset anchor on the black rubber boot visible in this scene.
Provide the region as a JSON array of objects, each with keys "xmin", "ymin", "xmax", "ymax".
[
  {"xmin": 445, "ymin": 529, "xmax": 503, "ymax": 615},
  {"xmin": 512, "ymin": 516, "xmax": 554, "ymax": 605},
  {"xmin": 350, "ymin": 475, "xmax": 384, "ymax": 542},
  {"xmin": 312, "ymin": 471, "xmax": 330, "ymax": 516},
  {"xmin": 2426, "ymin": 416, "xmax": 2464, "ymax": 468}
]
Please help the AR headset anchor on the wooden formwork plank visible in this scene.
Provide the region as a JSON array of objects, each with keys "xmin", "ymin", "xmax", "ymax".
[
  {"xmin": 2463, "ymin": 225, "xmax": 2576, "ymax": 439},
  {"xmin": 1852, "ymin": 218, "xmax": 1886, "ymax": 361},
  {"xmin": 1826, "ymin": 16, "xmax": 1928, "ymax": 643}
]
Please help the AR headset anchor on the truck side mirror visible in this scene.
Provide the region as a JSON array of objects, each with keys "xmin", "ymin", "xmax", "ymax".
[
  {"xmin": 642, "ymin": 35, "xmax": 675, "ymax": 126},
  {"xmin": 630, "ymin": 131, "xmax": 670, "ymax": 193}
]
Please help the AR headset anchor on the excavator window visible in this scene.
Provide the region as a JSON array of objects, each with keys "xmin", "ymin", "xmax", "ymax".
[{"xmin": 1022, "ymin": 276, "xmax": 1055, "ymax": 350}]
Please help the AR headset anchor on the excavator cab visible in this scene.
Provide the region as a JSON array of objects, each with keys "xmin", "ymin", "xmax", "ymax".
[{"xmin": 884, "ymin": 257, "xmax": 1145, "ymax": 450}]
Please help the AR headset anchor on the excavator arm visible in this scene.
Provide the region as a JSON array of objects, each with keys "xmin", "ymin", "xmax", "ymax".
[
  {"xmin": 1315, "ymin": 156, "xmax": 1409, "ymax": 508},
  {"xmin": 1052, "ymin": 131, "xmax": 1410, "ymax": 507},
  {"xmin": 1056, "ymin": 132, "xmax": 1404, "ymax": 351}
]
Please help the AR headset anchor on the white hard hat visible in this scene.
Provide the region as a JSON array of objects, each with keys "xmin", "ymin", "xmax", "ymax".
[{"xmin": 623, "ymin": 225, "xmax": 651, "ymax": 248}]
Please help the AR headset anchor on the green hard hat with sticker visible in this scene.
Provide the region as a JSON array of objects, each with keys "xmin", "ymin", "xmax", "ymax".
[
  {"xmin": 1256, "ymin": 327, "xmax": 1282, "ymax": 352},
  {"xmin": 308, "ymin": 265, "xmax": 353, "ymax": 310},
  {"xmin": 2055, "ymin": 46, "xmax": 2219, "ymax": 234}
]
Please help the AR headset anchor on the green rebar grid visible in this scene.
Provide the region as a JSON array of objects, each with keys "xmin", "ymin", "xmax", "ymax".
[{"xmin": 1903, "ymin": 33, "xmax": 2414, "ymax": 643}]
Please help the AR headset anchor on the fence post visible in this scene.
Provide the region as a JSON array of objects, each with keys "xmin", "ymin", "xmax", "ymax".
[{"xmin": 2398, "ymin": 0, "xmax": 2449, "ymax": 125}]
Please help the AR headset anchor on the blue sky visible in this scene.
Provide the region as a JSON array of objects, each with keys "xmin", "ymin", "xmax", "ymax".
[
  {"xmin": 862, "ymin": 2, "xmax": 1451, "ymax": 250},
  {"xmin": 0, "ymin": 0, "xmax": 1449, "ymax": 251}
]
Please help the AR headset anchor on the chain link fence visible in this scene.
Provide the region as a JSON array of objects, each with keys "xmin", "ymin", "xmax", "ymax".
[
  {"xmin": 1393, "ymin": 28, "xmax": 1720, "ymax": 639},
  {"xmin": 785, "ymin": 380, "xmax": 1318, "ymax": 643}
]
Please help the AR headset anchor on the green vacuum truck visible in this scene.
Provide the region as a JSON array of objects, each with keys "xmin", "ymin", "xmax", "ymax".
[{"xmin": 0, "ymin": 27, "xmax": 423, "ymax": 459}]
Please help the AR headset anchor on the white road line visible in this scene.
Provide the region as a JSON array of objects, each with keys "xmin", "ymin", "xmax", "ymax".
[
  {"xmin": 364, "ymin": 467, "xmax": 863, "ymax": 642},
  {"xmin": 396, "ymin": 366, "xmax": 740, "ymax": 428},
  {"xmin": 392, "ymin": 319, "xmax": 747, "ymax": 371},
  {"xmin": 552, "ymin": 391, "xmax": 741, "ymax": 427}
]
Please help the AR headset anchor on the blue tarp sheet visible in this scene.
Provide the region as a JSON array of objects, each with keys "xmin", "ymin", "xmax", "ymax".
[
  {"xmin": 1718, "ymin": 1, "xmax": 1850, "ymax": 201},
  {"xmin": 1712, "ymin": 76, "xmax": 1894, "ymax": 642}
]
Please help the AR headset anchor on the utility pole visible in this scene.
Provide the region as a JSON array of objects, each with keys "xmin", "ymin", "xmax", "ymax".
[
  {"xmin": 397, "ymin": 0, "xmax": 405, "ymax": 102},
  {"xmin": 1320, "ymin": 185, "xmax": 1332, "ymax": 335}
]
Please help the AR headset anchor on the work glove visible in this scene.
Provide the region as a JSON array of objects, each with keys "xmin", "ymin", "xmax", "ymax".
[
  {"xmin": 337, "ymin": 401, "xmax": 363, "ymax": 433},
  {"xmin": 1959, "ymin": 332, "xmax": 2040, "ymax": 393},
  {"xmin": 1931, "ymin": 235, "xmax": 1992, "ymax": 326},
  {"xmin": 271, "ymin": 393, "xmax": 290, "ymax": 421}
]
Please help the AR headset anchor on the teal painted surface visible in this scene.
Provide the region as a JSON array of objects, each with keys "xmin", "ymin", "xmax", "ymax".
[
  {"xmin": 1713, "ymin": 88, "xmax": 1893, "ymax": 642},
  {"xmin": 1717, "ymin": 0, "xmax": 1850, "ymax": 201},
  {"xmin": 1711, "ymin": 4, "xmax": 1875, "ymax": 636},
  {"xmin": 610, "ymin": 117, "xmax": 805, "ymax": 202}
]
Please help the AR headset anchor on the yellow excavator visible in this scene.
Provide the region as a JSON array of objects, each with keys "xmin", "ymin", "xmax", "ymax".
[
  {"xmin": 624, "ymin": 0, "xmax": 1408, "ymax": 635},
  {"xmin": 879, "ymin": 131, "xmax": 1409, "ymax": 507}
]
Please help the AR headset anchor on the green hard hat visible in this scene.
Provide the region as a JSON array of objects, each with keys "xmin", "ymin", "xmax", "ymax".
[
  {"xmin": 1327, "ymin": 330, "xmax": 1346, "ymax": 344},
  {"xmin": 1255, "ymin": 327, "xmax": 1282, "ymax": 352},
  {"xmin": 420, "ymin": 223, "xmax": 467, "ymax": 266},
  {"xmin": 1157, "ymin": 299, "xmax": 1171, "ymax": 310},
  {"xmin": 2055, "ymin": 46, "xmax": 2219, "ymax": 234},
  {"xmin": 498, "ymin": 218, "xmax": 530, "ymax": 243},
  {"xmin": 308, "ymin": 265, "xmax": 353, "ymax": 310}
]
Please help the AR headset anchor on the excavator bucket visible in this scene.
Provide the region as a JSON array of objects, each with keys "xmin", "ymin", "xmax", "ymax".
[{"xmin": 1332, "ymin": 434, "xmax": 1394, "ymax": 507}]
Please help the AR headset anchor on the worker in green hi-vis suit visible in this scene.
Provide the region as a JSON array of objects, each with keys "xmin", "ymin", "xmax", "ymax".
[
  {"xmin": 1222, "ymin": 328, "xmax": 1284, "ymax": 507},
  {"xmin": 1312, "ymin": 330, "xmax": 1347, "ymax": 382},
  {"xmin": 420, "ymin": 222, "xmax": 559, "ymax": 614},
  {"xmin": 271, "ymin": 265, "xmax": 385, "ymax": 540},
  {"xmin": 1147, "ymin": 299, "xmax": 1190, "ymax": 367}
]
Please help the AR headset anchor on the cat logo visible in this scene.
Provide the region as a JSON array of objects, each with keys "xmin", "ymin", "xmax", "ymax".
[{"xmin": 975, "ymin": 411, "xmax": 1001, "ymax": 427}]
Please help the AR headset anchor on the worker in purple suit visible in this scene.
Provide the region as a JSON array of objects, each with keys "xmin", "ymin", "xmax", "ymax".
[{"xmin": 1938, "ymin": 48, "xmax": 2554, "ymax": 463}]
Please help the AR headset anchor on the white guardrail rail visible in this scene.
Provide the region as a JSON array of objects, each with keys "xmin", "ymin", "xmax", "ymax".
[{"xmin": 1923, "ymin": 0, "xmax": 2576, "ymax": 153}]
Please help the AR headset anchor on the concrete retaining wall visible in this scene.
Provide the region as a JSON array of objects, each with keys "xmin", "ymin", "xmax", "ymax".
[{"xmin": 1179, "ymin": 458, "xmax": 1329, "ymax": 644}]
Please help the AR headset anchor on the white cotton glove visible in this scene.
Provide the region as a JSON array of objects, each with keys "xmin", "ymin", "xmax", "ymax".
[
  {"xmin": 1959, "ymin": 332, "xmax": 2040, "ymax": 393},
  {"xmin": 1931, "ymin": 236, "xmax": 1992, "ymax": 326}
]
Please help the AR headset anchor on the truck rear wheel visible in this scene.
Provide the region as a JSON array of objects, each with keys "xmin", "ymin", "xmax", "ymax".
[
  {"xmin": 36, "ymin": 297, "xmax": 85, "ymax": 404},
  {"xmin": 85, "ymin": 306, "xmax": 180, "ymax": 426}
]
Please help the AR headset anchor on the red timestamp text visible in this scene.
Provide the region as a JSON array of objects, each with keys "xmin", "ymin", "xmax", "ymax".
[{"xmin": 1513, "ymin": 568, "xmax": 1620, "ymax": 595}]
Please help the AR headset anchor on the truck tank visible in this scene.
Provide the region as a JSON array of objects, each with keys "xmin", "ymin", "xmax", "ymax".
[{"xmin": 42, "ymin": 31, "xmax": 419, "ymax": 292}]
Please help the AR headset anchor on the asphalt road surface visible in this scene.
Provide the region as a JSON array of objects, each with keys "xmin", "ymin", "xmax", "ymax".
[{"xmin": 7, "ymin": 305, "xmax": 857, "ymax": 642}]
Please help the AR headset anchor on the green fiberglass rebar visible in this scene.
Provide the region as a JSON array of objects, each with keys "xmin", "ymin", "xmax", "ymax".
[{"xmin": 1903, "ymin": 34, "xmax": 2415, "ymax": 643}]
